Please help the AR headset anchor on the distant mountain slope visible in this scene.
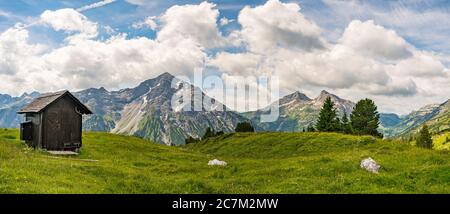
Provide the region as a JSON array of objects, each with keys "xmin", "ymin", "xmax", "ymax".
[
  {"xmin": 244, "ymin": 90, "xmax": 355, "ymax": 131},
  {"xmin": 74, "ymin": 72, "xmax": 246, "ymax": 145},
  {"xmin": 382, "ymin": 100, "xmax": 449, "ymax": 137},
  {"xmin": 0, "ymin": 92, "xmax": 40, "ymax": 128},
  {"xmin": 424, "ymin": 100, "xmax": 450, "ymax": 133},
  {"xmin": 0, "ymin": 73, "xmax": 246, "ymax": 145},
  {"xmin": 379, "ymin": 113, "xmax": 402, "ymax": 128},
  {"xmin": 0, "ymin": 73, "xmax": 447, "ymax": 142}
]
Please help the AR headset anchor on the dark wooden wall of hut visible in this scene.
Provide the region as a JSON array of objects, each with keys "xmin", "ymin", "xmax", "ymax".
[{"xmin": 42, "ymin": 96, "xmax": 82, "ymax": 150}]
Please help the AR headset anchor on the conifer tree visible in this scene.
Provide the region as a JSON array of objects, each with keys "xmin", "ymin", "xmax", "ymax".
[
  {"xmin": 202, "ymin": 127, "xmax": 215, "ymax": 139},
  {"xmin": 341, "ymin": 112, "xmax": 352, "ymax": 134},
  {"xmin": 307, "ymin": 124, "xmax": 316, "ymax": 132},
  {"xmin": 416, "ymin": 125, "xmax": 433, "ymax": 149},
  {"xmin": 350, "ymin": 98, "xmax": 382, "ymax": 137},
  {"xmin": 235, "ymin": 122, "xmax": 255, "ymax": 132},
  {"xmin": 315, "ymin": 97, "xmax": 339, "ymax": 132}
]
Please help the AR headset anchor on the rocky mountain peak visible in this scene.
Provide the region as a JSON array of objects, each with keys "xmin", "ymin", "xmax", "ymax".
[
  {"xmin": 98, "ymin": 87, "xmax": 108, "ymax": 93},
  {"xmin": 155, "ymin": 72, "xmax": 175, "ymax": 83},
  {"xmin": 314, "ymin": 90, "xmax": 343, "ymax": 104},
  {"xmin": 0, "ymin": 93, "xmax": 12, "ymax": 100},
  {"xmin": 279, "ymin": 91, "xmax": 311, "ymax": 106},
  {"xmin": 320, "ymin": 90, "xmax": 330, "ymax": 95},
  {"xmin": 291, "ymin": 91, "xmax": 311, "ymax": 101},
  {"xmin": 159, "ymin": 72, "xmax": 174, "ymax": 78},
  {"xmin": 29, "ymin": 91, "xmax": 40, "ymax": 97},
  {"xmin": 19, "ymin": 91, "xmax": 40, "ymax": 99},
  {"xmin": 0, "ymin": 93, "xmax": 13, "ymax": 106}
]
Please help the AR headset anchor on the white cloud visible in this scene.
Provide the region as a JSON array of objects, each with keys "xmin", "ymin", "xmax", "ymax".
[
  {"xmin": 125, "ymin": 0, "xmax": 150, "ymax": 6},
  {"xmin": 339, "ymin": 20, "xmax": 412, "ymax": 60},
  {"xmin": 132, "ymin": 16, "xmax": 158, "ymax": 30},
  {"xmin": 364, "ymin": 78, "xmax": 418, "ymax": 97},
  {"xmin": 157, "ymin": 2, "xmax": 226, "ymax": 48},
  {"xmin": 219, "ymin": 17, "xmax": 232, "ymax": 26},
  {"xmin": 320, "ymin": 0, "xmax": 450, "ymax": 54},
  {"xmin": 392, "ymin": 51, "xmax": 446, "ymax": 77},
  {"xmin": 236, "ymin": 0, "xmax": 325, "ymax": 53},
  {"xmin": 0, "ymin": 3, "xmax": 216, "ymax": 95},
  {"xmin": 0, "ymin": 26, "xmax": 46, "ymax": 75},
  {"xmin": 40, "ymin": 9, "xmax": 98, "ymax": 41},
  {"xmin": 0, "ymin": 1, "xmax": 449, "ymax": 114},
  {"xmin": 209, "ymin": 52, "xmax": 262, "ymax": 76},
  {"xmin": 41, "ymin": 35, "xmax": 205, "ymax": 90},
  {"xmin": 209, "ymin": 0, "xmax": 449, "ymax": 113}
]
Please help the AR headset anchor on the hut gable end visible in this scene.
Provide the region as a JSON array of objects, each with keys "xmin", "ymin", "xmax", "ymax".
[{"xmin": 18, "ymin": 91, "xmax": 92, "ymax": 114}]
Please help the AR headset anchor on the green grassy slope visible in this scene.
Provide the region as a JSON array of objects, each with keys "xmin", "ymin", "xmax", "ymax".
[
  {"xmin": 1, "ymin": 129, "xmax": 449, "ymax": 193},
  {"xmin": 433, "ymin": 132, "xmax": 450, "ymax": 151},
  {"xmin": 0, "ymin": 129, "xmax": 214, "ymax": 193}
]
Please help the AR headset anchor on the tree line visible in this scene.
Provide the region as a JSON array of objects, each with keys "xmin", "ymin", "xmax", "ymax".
[
  {"xmin": 185, "ymin": 121, "xmax": 255, "ymax": 144},
  {"xmin": 186, "ymin": 96, "xmax": 435, "ymax": 149},
  {"xmin": 311, "ymin": 96, "xmax": 434, "ymax": 149},
  {"xmin": 309, "ymin": 97, "xmax": 383, "ymax": 138}
]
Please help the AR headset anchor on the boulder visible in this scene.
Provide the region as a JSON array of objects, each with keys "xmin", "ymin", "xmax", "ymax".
[
  {"xmin": 360, "ymin": 157, "xmax": 380, "ymax": 173},
  {"xmin": 208, "ymin": 159, "xmax": 227, "ymax": 166}
]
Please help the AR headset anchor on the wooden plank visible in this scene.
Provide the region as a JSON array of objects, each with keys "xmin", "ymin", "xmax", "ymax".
[
  {"xmin": 44, "ymin": 155, "xmax": 99, "ymax": 162},
  {"xmin": 47, "ymin": 151, "xmax": 79, "ymax": 155}
]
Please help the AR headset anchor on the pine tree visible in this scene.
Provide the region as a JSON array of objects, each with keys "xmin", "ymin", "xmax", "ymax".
[
  {"xmin": 307, "ymin": 124, "xmax": 316, "ymax": 132},
  {"xmin": 185, "ymin": 136, "xmax": 200, "ymax": 144},
  {"xmin": 202, "ymin": 127, "xmax": 215, "ymax": 139},
  {"xmin": 341, "ymin": 112, "xmax": 352, "ymax": 134},
  {"xmin": 416, "ymin": 125, "xmax": 433, "ymax": 149},
  {"xmin": 350, "ymin": 98, "xmax": 382, "ymax": 137},
  {"xmin": 235, "ymin": 122, "xmax": 255, "ymax": 132},
  {"xmin": 315, "ymin": 97, "xmax": 339, "ymax": 132}
]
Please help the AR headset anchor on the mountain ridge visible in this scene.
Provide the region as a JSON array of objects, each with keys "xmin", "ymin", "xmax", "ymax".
[
  {"xmin": 244, "ymin": 89, "xmax": 356, "ymax": 132},
  {"xmin": 0, "ymin": 72, "xmax": 448, "ymax": 142},
  {"xmin": 75, "ymin": 72, "xmax": 247, "ymax": 145}
]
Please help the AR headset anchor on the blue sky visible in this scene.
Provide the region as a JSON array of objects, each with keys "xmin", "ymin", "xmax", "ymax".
[
  {"xmin": 0, "ymin": 0, "xmax": 449, "ymax": 114},
  {"xmin": 1, "ymin": 0, "xmax": 449, "ymax": 53}
]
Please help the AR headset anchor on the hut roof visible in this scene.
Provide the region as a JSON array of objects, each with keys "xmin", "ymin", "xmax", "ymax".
[{"xmin": 17, "ymin": 90, "xmax": 92, "ymax": 114}]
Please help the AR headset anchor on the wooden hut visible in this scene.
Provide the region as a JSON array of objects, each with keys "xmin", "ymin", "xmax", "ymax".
[{"xmin": 17, "ymin": 91, "xmax": 92, "ymax": 151}]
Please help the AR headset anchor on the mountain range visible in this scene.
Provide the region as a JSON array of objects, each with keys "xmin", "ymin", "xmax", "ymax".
[
  {"xmin": 0, "ymin": 72, "xmax": 448, "ymax": 145},
  {"xmin": 243, "ymin": 90, "xmax": 355, "ymax": 132},
  {"xmin": 380, "ymin": 100, "xmax": 450, "ymax": 138},
  {"xmin": 75, "ymin": 72, "xmax": 245, "ymax": 145}
]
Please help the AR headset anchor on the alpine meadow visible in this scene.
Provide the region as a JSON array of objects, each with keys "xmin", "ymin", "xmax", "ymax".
[{"xmin": 0, "ymin": 0, "xmax": 449, "ymax": 197}]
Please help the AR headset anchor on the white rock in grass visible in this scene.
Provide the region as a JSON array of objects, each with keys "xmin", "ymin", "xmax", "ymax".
[
  {"xmin": 360, "ymin": 157, "xmax": 380, "ymax": 173},
  {"xmin": 208, "ymin": 159, "xmax": 227, "ymax": 166}
]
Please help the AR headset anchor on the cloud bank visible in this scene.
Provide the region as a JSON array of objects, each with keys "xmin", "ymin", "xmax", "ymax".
[{"xmin": 0, "ymin": 0, "xmax": 448, "ymax": 114}]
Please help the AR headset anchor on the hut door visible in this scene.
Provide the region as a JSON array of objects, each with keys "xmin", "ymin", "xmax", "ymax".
[{"xmin": 45, "ymin": 110, "xmax": 61, "ymax": 150}]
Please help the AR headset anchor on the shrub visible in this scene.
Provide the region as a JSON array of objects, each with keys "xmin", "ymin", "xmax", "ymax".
[
  {"xmin": 201, "ymin": 128, "xmax": 225, "ymax": 140},
  {"xmin": 185, "ymin": 136, "xmax": 200, "ymax": 145},
  {"xmin": 235, "ymin": 122, "xmax": 255, "ymax": 132}
]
